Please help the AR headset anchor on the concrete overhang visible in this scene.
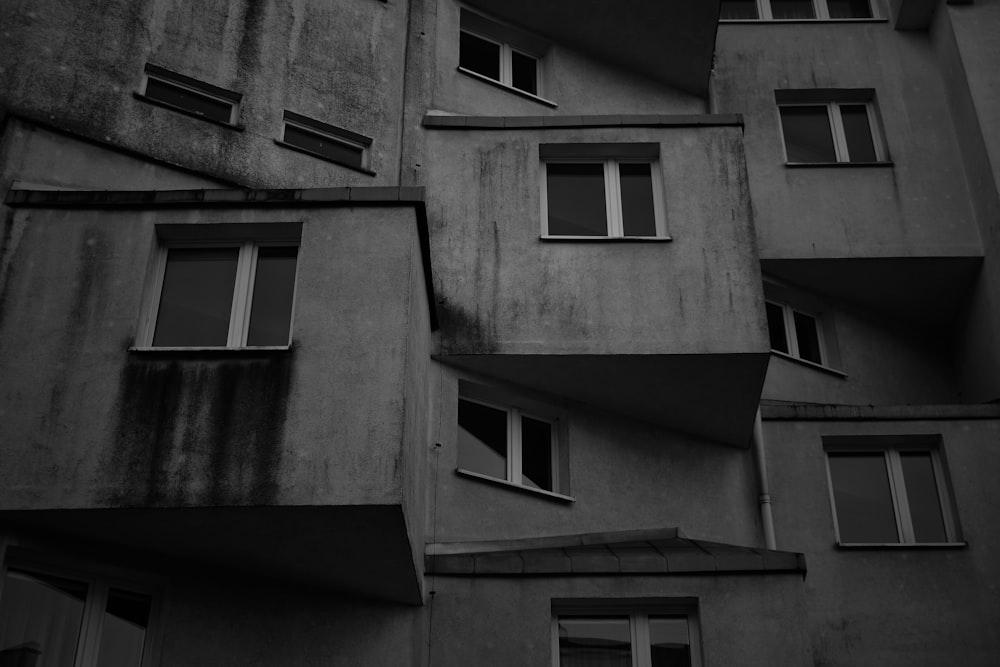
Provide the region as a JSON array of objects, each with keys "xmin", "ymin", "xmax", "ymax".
[
  {"xmin": 438, "ymin": 353, "xmax": 769, "ymax": 447},
  {"xmin": 463, "ymin": 0, "xmax": 721, "ymax": 97}
]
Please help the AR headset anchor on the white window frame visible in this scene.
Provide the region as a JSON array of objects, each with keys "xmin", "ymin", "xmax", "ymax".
[
  {"xmin": 137, "ymin": 239, "xmax": 299, "ymax": 350},
  {"xmin": 459, "ymin": 28, "xmax": 540, "ymax": 94},
  {"xmin": 721, "ymin": 0, "xmax": 876, "ymax": 20},
  {"xmin": 824, "ymin": 440, "xmax": 961, "ymax": 546},
  {"xmin": 766, "ymin": 299, "xmax": 827, "ymax": 365},
  {"xmin": 540, "ymin": 158, "xmax": 668, "ymax": 239},
  {"xmin": 551, "ymin": 603, "xmax": 702, "ymax": 667},
  {"xmin": 778, "ymin": 101, "xmax": 888, "ymax": 163},
  {"xmin": 140, "ymin": 64, "xmax": 241, "ymax": 126}
]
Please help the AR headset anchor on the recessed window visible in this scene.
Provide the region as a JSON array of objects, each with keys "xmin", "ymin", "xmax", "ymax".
[
  {"xmin": 720, "ymin": 0, "xmax": 873, "ymax": 20},
  {"xmin": 825, "ymin": 438, "xmax": 960, "ymax": 545},
  {"xmin": 138, "ymin": 225, "xmax": 300, "ymax": 350},
  {"xmin": 776, "ymin": 90, "xmax": 887, "ymax": 164},
  {"xmin": 277, "ymin": 110, "xmax": 373, "ymax": 174},
  {"xmin": 0, "ymin": 565, "xmax": 158, "ymax": 667},
  {"xmin": 139, "ymin": 64, "xmax": 241, "ymax": 126},
  {"xmin": 766, "ymin": 300, "xmax": 826, "ymax": 365},
  {"xmin": 540, "ymin": 144, "xmax": 666, "ymax": 239},
  {"xmin": 458, "ymin": 9, "xmax": 547, "ymax": 99}
]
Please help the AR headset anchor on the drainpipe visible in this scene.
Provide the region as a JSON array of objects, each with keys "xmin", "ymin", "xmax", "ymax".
[{"xmin": 752, "ymin": 407, "xmax": 777, "ymax": 550}]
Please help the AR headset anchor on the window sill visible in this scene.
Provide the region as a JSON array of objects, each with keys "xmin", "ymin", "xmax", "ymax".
[
  {"xmin": 455, "ymin": 468, "xmax": 575, "ymax": 503},
  {"xmin": 129, "ymin": 345, "xmax": 292, "ymax": 356},
  {"xmin": 133, "ymin": 92, "xmax": 244, "ymax": 131},
  {"xmin": 540, "ymin": 235, "xmax": 673, "ymax": 242},
  {"xmin": 273, "ymin": 139, "xmax": 376, "ymax": 176},
  {"xmin": 457, "ymin": 67, "xmax": 558, "ymax": 108},
  {"xmin": 771, "ymin": 350, "xmax": 847, "ymax": 378},
  {"xmin": 720, "ymin": 18, "xmax": 887, "ymax": 24},
  {"xmin": 785, "ymin": 160, "xmax": 893, "ymax": 168},
  {"xmin": 835, "ymin": 542, "xmax": 968, "ymax": 549}
]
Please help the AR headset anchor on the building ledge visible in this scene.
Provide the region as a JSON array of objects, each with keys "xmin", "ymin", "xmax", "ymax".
[
  {"xmin": 760, "ymin": 402, "xmax": 1000, "ymax": 421},
  {"xmin": 423, "ymin": 112, "xmax": 743, "ymax": 130}
]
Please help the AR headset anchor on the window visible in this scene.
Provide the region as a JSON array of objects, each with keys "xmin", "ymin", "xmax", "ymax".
[
  {"xmin": 540, "ymin": 144, "xmax": 666, "ymax": 239},
  {"xmin": 277, "ymin": 110, "xmax": 373, "ymax": 174},
  {"xmin": 776, "ymin": 90, "xmax": 887, "ymax": 164},
  {"xmin": 824, "ymin": 437, "xmax": 961, "ymax": 545},
  {"xmin": 766, "ymin": 300, "xmax": 825, "ymax": 365},
  {"xmin": 720, "ymin": 0, "xmax": 873, "ymax": 20},
  {"xmin": 553, "ymin": 601, "xmax": 701, "ymax": 667},
  {"xmin": 137, "ymin": 224, "xmax": 300, "ymax": 349},
  {"xmin": 0, "ymin": 563, "xmax": 158, "ymax": 667},
  {"xmin": 458, "ymin": 9, "xmax": 549, "ymax": 100},
  {"xmin": 139, "ymin": 64, "xmax": 241, "ymax": 126}
]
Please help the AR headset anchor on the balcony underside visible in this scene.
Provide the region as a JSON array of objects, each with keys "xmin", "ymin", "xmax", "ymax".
[
  {"xmin": 438, "ymin": 353, "xmax": 769, "ymax": 447},
  {"xmin": 0, "ymin": 505, "xmax": 422, "ymax": 605}
]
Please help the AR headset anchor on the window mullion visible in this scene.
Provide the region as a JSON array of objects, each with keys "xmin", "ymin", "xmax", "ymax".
[
  {"xmin": 143, "ymin": 247, "xmax": 170, "ymax": 346},
  {"xmin": 931, "ymin": 452, "xmax": 956, "ymax": 541},
  {"xmin": 500, "ymin": 43, "xmax": 511, "ymax": 85},
  {"xmin": 829, "ymin": 103, "xmax": 850, "ymax": 162},
  {"xmin": 75, "ymin": 579, "xmax": 108, "ymax": 667},
  {"xmin": 784, "ymin": 306, "xmax": 799, "ymax": 357},
  {"xmin": 606, "ymin": 160, "xmax": 622, "ymax": 237},
  {"xmin": 229, "ymin": 243, "xmax": 255, "ymax": 347},
  {"xmin": 633, "ymin": 614, "xmax": 649, "ymax": 667},
  {"xmin": 509, "ymin": 408, "xmax": 521, "ymax": 484},
  {"xmin": 885, "ymin": 450, "xmax": 913, "ymax": 542},
  {"xmin": 816, "ymin": 0, "xmax": 831, "ymax": 19},
  {"xmin": 760, "ymin": 0, "xmax": 773, "ymax": 20}
]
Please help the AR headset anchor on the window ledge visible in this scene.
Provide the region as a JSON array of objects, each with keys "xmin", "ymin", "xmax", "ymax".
[
  {"xmin": 456, "ymin": 67, "xmax": 558, "ymax": 108},
  {"xmin": 129, "ymin": 345, "xmax": 292, "ymax": 355},
  {"xmin": 785, "ymin": 160, "xmax": 893, "ymax": 168},
  {"xmin": 835, "ymin": 542, "xmax": 968, "ymax": 549},
  {"xmin": 455, "ymin": 468, "xmax": 575, "ymax": 503},
  {"xmin": 273, "ymin": 139, "xmax": 376, "ymax": 176},
  {"xmin": 771, "ymin": 350, "xmax": 847, "ymax": 378},
  {"xmin": 540, "ymin": 235, "xmax": 673, "ymax": 242},
  {"xmin": 721, "ymin": 18, "xmax": 887, "ymax": 24},
  {"xmin": 133, "ymin": 92, "xmax": 244, "ymax": 131}
]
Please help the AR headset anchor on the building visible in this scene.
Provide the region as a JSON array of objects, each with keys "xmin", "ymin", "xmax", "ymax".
[{"xmin": 0, "ymin": 0, "xmax": 997, "ymax": 664}]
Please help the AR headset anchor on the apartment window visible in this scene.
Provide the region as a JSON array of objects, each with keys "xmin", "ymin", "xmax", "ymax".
[
  {"xmin": 540, "ymin": 144, "xmax": 666, "ymax": 239},
  {"xmin": 458, "ymin": 9, "xmax": 548, "ymax": 100},
  {"xmin": 139, "ymin": 63, "xmax": 241, "ymax": 126},
  {"xmin": 825, "ymin": 437, "xmax": 960, "ymax": 545},
  {"xmin": 277, "ymin": 110, "xmax": 373, "ymax": 174},
  {"xmin": 553, "ymin": 602, "xmax": 701, "ymax": 667},
  {"xmin": 137, "ymin": 224, "xmax": 300, "ymax": 349},
  {"xmin": 776, "ymin": 90, "xmax": 886, "ymax": 164},
  {"xmin": 766, "ymin": 300, "xmax": 825, "ymax": 365},
  {"xmin": 720, "ymin": 0, "xmax": 873, "ymax": 20},
  {"xmin": 0, "ymin": 564, "xmax": 158, "ymax": 667}
]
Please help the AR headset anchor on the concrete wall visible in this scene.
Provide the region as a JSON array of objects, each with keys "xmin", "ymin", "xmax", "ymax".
[
  {"xmin": 763, "ymin": 416, "xmax": 1000, "ymax": 665},
  {"xmin": 0, "ymin": 0, "xmax": 408, "ymax": 187}
]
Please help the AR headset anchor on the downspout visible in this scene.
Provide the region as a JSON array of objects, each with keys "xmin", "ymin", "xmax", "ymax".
[{"xmin": 752, "ymin": 407, "xmax": 777, "ymax": 550}]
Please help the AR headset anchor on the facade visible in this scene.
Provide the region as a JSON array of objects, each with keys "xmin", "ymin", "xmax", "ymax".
[{"xmin": 0, "ymin": 0, "xmax": 997, "ymax": 665}]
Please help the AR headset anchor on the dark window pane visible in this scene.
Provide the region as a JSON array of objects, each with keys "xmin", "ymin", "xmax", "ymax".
[
  {"xmin": 839, "ymin": 104, "xmax": 878, "ymax": 162},
  {"xmin": 520, "ymin": 416, "xmax": 553, "ymax": 491},
  {"xmin": 460, "ymin": 31, "xmax": 500, "ymax": 81},
  {"xmin": 0, "ymin": 569, "xmax": 88, "ymax": 667},
  {"xmin": 511, "ymin": 50, "xmax": 538, "ymax": 94},
  {"xmin": 827, "ymin": 0, "xmax": 872, "ymax": 18},
  {"xmin": 793, "ymin": 311, "xmax": 823, "ymax": 364},
  {"xmin": 649, "ymin": 616, "xmax": 691, "ymax": 667},
  {"xmin": 619, "ymin": 163, "xmax": 657, "ymax": 237},
  {"xmin": 900, "ymin": 453, "xmax": 948, "ymax": 542},
  {"xmin": 246, "ymin": 246, "xmax": 298, "ymax": 347},
  {"xmin": 457, "ymin": 399, "xmax": 508, "ymax": 480},
  {"xmin": 546, "ymin": 163, "xmax": 608, "ymax": 236},
  {"xmin": 770, "ymin": 0, "xmax": 816, "ymax": 19},
  {"xmin": 558, "ymin": 617, "xmax": 631, "ymax": 666},
  {"xmin": 780, "ymin": 106, "xmax": 836, "ymax": 162},
  {"xmin": 766, "ymin": 302, "xmax": 789, "ymax": 354},
  {"xmin": 153, "ymin": 247, "xmax": 239, "ymax": 347},
  {"xmin": 144, "ymin": 78, "xmax": 233, "ymax": 123},
  {"xmin": 720, "ymin": 0, "xmax": 759, "ymax": 19},
  {"xmin": 829, "ymin": 453, "xmax": 899, "ymax": 543},
  {"xmin": 95, "ymin": 590, "xmax": 152, "ymax": 667},
  {"xmin": 283, "ymin": 125, "xmax": 364, "ymax": 169}
]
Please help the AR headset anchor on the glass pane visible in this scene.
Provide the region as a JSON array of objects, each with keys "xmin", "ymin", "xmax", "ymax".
[
  {"xmin": 459, "ymin": 31, "xmax": 500, "ymax": 81},
  {"xmin": 619, "ymin": 163, "xmax": 657, "ymax": 237},
  {"xmin": 770, "ymin": 0, "xmax": 816, "ymax": 19},
  {"xmin": 546, "ymin": 163, "xmax": 608, "ymax": 236},
  {"xmin": 457, "ymin": 399, "xmax": 508, "ymax": 480},
  {"xmin": 827, "ymin": 0, "xmax": 872, "ymax": 18},
  {"xmin": 720, "ymin": 0, "xmax": 759, "ymax": 19},
  {"xmin": 95, "ymin": 589, "xmax": 152, "ymax": 667},
  {"xmin": 558, "ymin": 617, "xmax": 631, "ymax": 667},
  {"xmin": 780, "ymin": 106, "xmax": 836, "ymax": 162},
  {"xmin": 766, "ymin": 302, "xmax": 789, "ymax": 354},
  {"xmin": 144, "ymin": 78, "xmax": 233, "ymax": 123},
  {"xmin": 511, "ymin": 50, "xmax": 537, "ymax": 94},
  {"xmin": 152, "ymin": 247, "xmax": 239, "ymax": 347},
  {"xmin": 828, "ymin": 453, "xmax": 899, "ymax": 543},
  {"xmin": 246, "ymin": 246, "xmax": 298, "ymax": 347},
  {"xmin": 0, "ymin": 569, "xmax": 87, "ymax": 667},
  {"xmin": 900, "ymin": 453, "xmax": 948, "ymax": 543},
  {"xmin": 283, "ymin": 125, "xmax": 363, "ymax": 168},
  {"xmin": 839, "ymin": 104, "xmax": 878, "ymax": 163},
  {"xmin": 649, "ymin": 616, "xmax": 691, "ymax": 667},
  {"xmin": 520, "ymin": 416, "xmax": 553, "ymax": 491},
  {"xmin": 792, "ymin": 311, "xmax": 823, "ymax": 364}
]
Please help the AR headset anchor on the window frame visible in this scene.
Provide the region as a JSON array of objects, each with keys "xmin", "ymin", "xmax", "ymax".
[
  {"xmin": 459, "ymin": 28, "xmax": 540, "ymax": 95},
  {"xmin": 720, "ymin": 0, "xmax": 877, "ymax": 21},
  {"xmin": 276, "ymin": 110, "xmax": 374, "ymax": 175},
  {"xmin": 766, "ymin": 299, "xmax": 827, "ymax": 366},
  {"xmin": 138, "ymin": 63, "xmax": 242, "ymax": 128},
  {"xmin": 777, "ymin": 100, "xmax": 888, "ymax": 164},
  {"xmin": 823, "ymin": 437, "xmax": 963, "ymax": 546},
  {"xmin": 551, "ymin": 600, "xmax": 702, "ymax": 667}
]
